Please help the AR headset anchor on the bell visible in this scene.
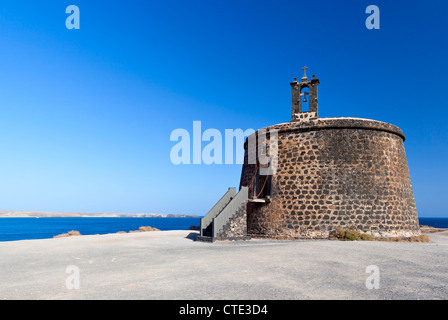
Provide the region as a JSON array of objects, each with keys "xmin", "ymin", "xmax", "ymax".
[{"xmin": 303, "ymin": 97, "xmax": 308, "ymax": 103}]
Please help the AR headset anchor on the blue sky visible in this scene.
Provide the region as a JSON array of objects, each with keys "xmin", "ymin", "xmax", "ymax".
[{"xmin": 0, "ymin": 1, "xmax": 447, "ymax": 217}]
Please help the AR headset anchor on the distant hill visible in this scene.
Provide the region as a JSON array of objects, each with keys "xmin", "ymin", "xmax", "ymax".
[{"xmin": 0, "ymin": 210, "xmax": 199, "ymax": 218}]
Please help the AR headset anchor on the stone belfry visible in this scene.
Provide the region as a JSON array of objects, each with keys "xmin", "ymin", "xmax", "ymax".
[{"xmin": 290, "ymin": 66, "xmax": 320, "ymax": 121}]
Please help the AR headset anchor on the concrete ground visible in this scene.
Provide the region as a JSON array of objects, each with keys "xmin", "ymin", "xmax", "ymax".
[{"xmin": 0, "ymin": 230, "xmax": 447, "ymax": 300}]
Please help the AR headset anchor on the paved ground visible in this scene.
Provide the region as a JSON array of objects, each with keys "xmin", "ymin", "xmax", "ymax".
[{"xmin": 0, "ymin": 230, "xmax": 447, "ymax": 300}]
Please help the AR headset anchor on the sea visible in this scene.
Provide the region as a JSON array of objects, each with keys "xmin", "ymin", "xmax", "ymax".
[
  {"xmin": 0, "ymin": 217, "xmax": 201, "ymax": 242},
  {"xmin": 0, "ymin": 217, "xmax": 446, "ymax": 242}
]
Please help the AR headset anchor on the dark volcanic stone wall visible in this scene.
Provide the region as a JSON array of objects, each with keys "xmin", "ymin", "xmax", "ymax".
[{"xmin": 240, "ymin": 118, "xmax": 420, "ymax": 239}]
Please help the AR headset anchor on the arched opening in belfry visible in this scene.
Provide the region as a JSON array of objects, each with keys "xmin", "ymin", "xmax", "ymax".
[{"xmin": 300, "ymin": 87, "xmax": 309, "ymax": 112}]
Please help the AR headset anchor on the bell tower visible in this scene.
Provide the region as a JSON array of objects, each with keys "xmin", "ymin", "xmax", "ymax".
[{"xmin": 290, "ymin": 66, "xmax": 319, "ymax": 121}]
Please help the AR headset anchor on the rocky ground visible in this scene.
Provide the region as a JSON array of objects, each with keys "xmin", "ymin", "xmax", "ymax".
[{"xmin": 0, "ymin": 230, "xmax": 447, "ymax": 300}]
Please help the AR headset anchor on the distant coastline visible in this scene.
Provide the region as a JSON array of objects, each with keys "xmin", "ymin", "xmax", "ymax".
[{"xmin": 0, "ymin": 210, "xmax": 199, "ymax": 218}]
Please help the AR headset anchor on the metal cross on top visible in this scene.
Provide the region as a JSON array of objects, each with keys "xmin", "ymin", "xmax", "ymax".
[{"xmin": 301, "ymin": 66, "xmax": 308, "ymax": 80}]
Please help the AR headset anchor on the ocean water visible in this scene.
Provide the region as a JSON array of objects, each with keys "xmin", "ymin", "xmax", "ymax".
[
  {"xmin": 0, "ymin": 217, "xmax": 200, "ymax": 242},
  {"xmin": 418, "ymin": 218, "xmax": 448, "ymax": 229}
]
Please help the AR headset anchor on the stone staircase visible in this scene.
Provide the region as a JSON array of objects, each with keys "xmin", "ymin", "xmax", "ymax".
[{"xmin": 197, "ymin": 187, "xmax": 250, "ymax": 242}]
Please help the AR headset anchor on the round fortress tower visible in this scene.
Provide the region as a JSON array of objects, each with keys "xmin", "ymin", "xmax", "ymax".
[{"xmin": 239, "ymin": 68, "xmax": 420, "ymax": 239}]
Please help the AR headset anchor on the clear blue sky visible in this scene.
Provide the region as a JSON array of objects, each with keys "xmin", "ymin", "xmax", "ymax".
[{"xmin": 0, "ymin": 1, "xmax": 446, "ymax": 217}]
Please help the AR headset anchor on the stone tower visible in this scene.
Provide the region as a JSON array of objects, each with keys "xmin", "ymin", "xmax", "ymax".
[{"xmin": 238, "ymin": 67, "xmax": 420, "ymax": 239}]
